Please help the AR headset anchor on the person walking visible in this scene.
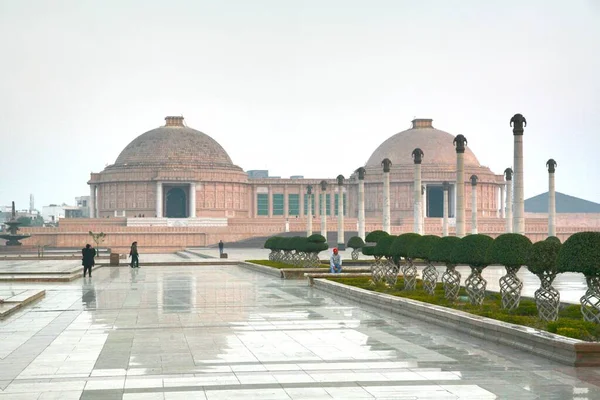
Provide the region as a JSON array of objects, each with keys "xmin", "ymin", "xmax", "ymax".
[
  {"xmin": 129, "ymin": 241, "xmax": 139, "ymax": 268},
  {"xmin": 81, "ymin": 244, "xmax": 95, "ymax": 278},
  {"xmin": 218, "ymin": 240, "xmax": 224, "ymax": 257},
  {"xmin": 330, "ymin": 247, "xmax": 342, "ymax": 274}
]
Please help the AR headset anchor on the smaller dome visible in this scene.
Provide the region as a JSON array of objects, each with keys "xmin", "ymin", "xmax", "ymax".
[
  {"xmin": 366, "ymin": 119, "xmax": 480, "ymax": 168},
  {"xmin": 113, "ymin": 116, "xmax": 239, "ymax": 170}
]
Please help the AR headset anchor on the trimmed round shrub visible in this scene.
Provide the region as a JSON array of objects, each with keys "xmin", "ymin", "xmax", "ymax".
[
  {"xmin": 450, "ymin": 234, "xmax": 494, "ymax": 267},
  {"xmin": 270, "ymin": 236, "xmax": 284, "ymax": 251},
  {"xmin": 487, "ymin": 233, "xmax": 532, "ymax": 267},
  {"xmin": 390, "ymin": 233, "xmax": 421, "ymax": 259},
  {"xmin": 290, "ymin": 236, "xmax": 307, "ymax": 252},
  {"xmin": 557, "ymin": 232, "xmax": 600, "ymax": 276},
  {"xmin": 546, "ymin": 236, "xmax": 561, "ymax": 244},
  {"xmin": 408, "ymin": 235, "xmax": 441, "ymax": 262},
  {"xmin": 527, "ymin": 239, "xmax": 562, "ymax": 276},
  {"xmin": 347, "ymin": 236, "xmax": 365, "ymax": 250},
  {"xmin": 264, "ymin": 236, "xmax": 278, "ymax": 250},
  {"xmin": 430, "ymin": 236, "xmax": 461, "ymax": 264},
  {"xmin": 365, "ymin": 230, "xmax": 389, "ymax": 244},
  {"xmin": 304, "ymin": 241, "xmax": 328, "ymax": 254},
  {"xmin": 307, "ymin": 234, "xmax": 326, "ymax": 243},
  {"xmin": 374, "ymin": 235, "xmax": 397, "ymax": 259},
  {"xmin": 362, "ymin": 245, "xmax": 375, "ymax": 257}
]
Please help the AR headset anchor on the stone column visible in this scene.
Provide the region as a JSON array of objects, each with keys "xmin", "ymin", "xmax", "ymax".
[
  {"xmin": 382, "ymin": 158, "xmax": 392, "ymax": 233},
  {"xmin": 470, "ymin": 175, "xmax": 478, "ymax": 234},
  {"xmin": 442, "ymin": 181, "xmax": 449, "ymax": 237},
  {"xmin": 511, "ymin": 113, "xmax": 527, "ymax": 235},
  {"xmin": 336, "ymin": 175, "xmax": 345, "ymax": 249},
  {"xmin": 504, "ymin": 168, "xmax": 513, "ymax": 233},
  {"xmin": 320, "ymin": 180, "xmax": 328, "ymax": 238},
  {"xmin": 500, "ymin": 184, "xmax": 506, "ymax": 219},
  {"xmin": 547, "ymin": 159, "xmax": 557, "ymax": 237},
  {"xmin": 189, "ymin": 182, "xmax": 196, "ymax": 218},
  {"xmin": 356, "ymin": 168, "xmax": 366, "ymax": 240},
  {"xmin": 422, "ymin": 184, "xmax": 427, "ymax": 219},
  {"xmin": 453, "ymin": 135, "xmax": 468, "ymax": 237},
  {"xmin": 329, "ymin": 189, "xmax": 335, "ymax": 219},
  {"xmin": 412, "ymin": 148, "xmax": 424, "ymax": 235},
  {"xmin": 89, "ymin": 184, "xmax": 96, "ymax": 218},
  {"xmin": 306, "ymin": 185, "xmax": 313, "ymax": 237},
  {"xmin": 156, "ymin": 181, "xmax": 163, "ymax": 218}
]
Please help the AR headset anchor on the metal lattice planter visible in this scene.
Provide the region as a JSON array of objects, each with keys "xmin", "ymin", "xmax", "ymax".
[
  {"xmin": 534, "ymin": 272, "xmax": 560, "ymax": 321},
  {"xmin": 465, "ymin": 267, "xmax": 486, "ymax": 306},
  {"xmin": 422, "ymin": 262, "xmax": 439, "ymax": 296},
  {"xmin": 383, "ymin": 259, "xmax": 399, "ymax": 286},
  {"xmin": 351, "ymin": 249, "xmax": 360, "ymax": 260},
  {"xmin": 581, "ymin": 276, "xmax": 600, "ymax": 324},
  {"xmin": 441, "ymin": 266, "xmax": 461, "ymax": 301},
  {"xmin": 500, "ymin": 266, "xmax": 523, "ymax": 310},
  {"xmin": 402, "ymin": 261, "xmax": 417, "ymax": 291},
  {"xmin": 370, "ymin": 258, "xmax": 386, "ymax": 284}
]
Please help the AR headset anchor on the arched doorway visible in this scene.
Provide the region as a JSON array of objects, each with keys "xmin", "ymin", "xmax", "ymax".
[{"xmin": 166, "ymin": 187, "xmax": 187, "ymax": 218}]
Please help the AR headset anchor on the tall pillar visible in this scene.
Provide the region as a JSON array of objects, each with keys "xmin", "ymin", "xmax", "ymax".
[
  {"xmin": 412, "ymin": 148, "xmax": 424, "ymax": 234},
  {"xmin": 336, "ymin": 175, "xmax": 345, "ymax": 249},
  {"xmin": 382, "ymin": 158, "xmax": 392, "ymax": 233},
  {"xmin": 156, "ymin": 181, "xmax": 163, "ymax": 218},
  {"xmin": 320, "ymin": 180, "xmax": 328, "ymax": 238},
  {"xmin": 470, "ymin": 175, "xmax": 478, "ymax": 234},
  {"xmin": 442, "ymin": 181, "xmax": 449, "ymax": 237},
  {"xmin": 422, "ymin": 184, "xmax": 427, "ymax": 219},
  {"xmin": 306, "ymin": 185, "xmax": 313, "ymax": 237},
  {"xmin": 453, "ymin": 135, "xmax": 468, "ymax": 237},
  {"xmin": 500, "ymin": 184, "xmax": 506, "ymax": 219},
  {"xmin": 547, "ymin": 159, "xmax": 557, "ymax": 237},
  {"xmin": 511, "ymin": 113, "xmax": 527, "ymax": 235},
  {"xmin": 504, "ymin": 168, "xmax": 513, "ymax": 233},
  {"xmin": 189, "ymin": 182, "xmax": 196, "ymax": 218},
  {"xmin": 89, "ymin": 184, "xmax": 96, "ymax": 218},
  {"xmin": 356, "ymin": 168, "xmax": 366, "ymax": 240}
]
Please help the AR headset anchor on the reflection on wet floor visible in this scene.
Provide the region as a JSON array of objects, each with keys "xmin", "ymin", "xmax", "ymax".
[{"xmin": 0, "ymin": 262, "xmax": 598, "ymax": 399}]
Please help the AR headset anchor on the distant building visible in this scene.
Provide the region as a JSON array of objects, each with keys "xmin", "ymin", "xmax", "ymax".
[
  {"xmin": 76, "ymin": 196, "xmax": 91, "ymax": 218},
  {"xmin": 247, "ymin": 170, "xmax": 269, "ymax": 179},
  {"xmin": 525, "ymin": 192, "xmax": 600, "ymax": 213},
  {"xmin": 42, "ymin": 204, "xmax": 78, "ymax": 223},
  {"xmin": 290, "ymin": 175, "xmax": 304, "ymax": 179}
]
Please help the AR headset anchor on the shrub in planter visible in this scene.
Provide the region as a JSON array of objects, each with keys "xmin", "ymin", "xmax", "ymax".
[
  {"xmin": 290, "ymin": 236, "xmax": 308, "ymax": 266},
  {"xmin": 557, "ymin": 232, "xmax": 600, "ymax": 323},
  {"xmin": 264, "ymin": 236, "xmax": 281, "ymax": 261},
  {"xmin": 365, "ymin": 230, "xmax": 389, "ymax": 244},
  {"xmin": 408, "ymin": 235, "xmax": 441, "ymax": 295},
  {"xmin": 372, "ymin": 235, "xmax": 398, "ymax": 285},
  {"xmin": 487, "ymin": 233, "xmax": 532, "ymax": 310},
  {"xmin": 430, "ymin": 236, "xmax": 462, "ymax": 300},
  {"xmin": 303, "ymin": 235, "xmax": 329, "ymax": 268},
  {"xmin": 546, "ymin": 236, "xmax": 561, "ymax": 245},
  {"xmin": 347, "ymin": 236, "xmax": 365, "ymax": 260},
  {"xmin": 527, "ymin": 239, "xmax": 562, "ymax": 321},
  {"xmin": 451, "ymin": 234, "xmax": 494, "ymax": 305},
  {"xmin": 390, "ymin": 233, "xmax": 421, "ymax": 290}
]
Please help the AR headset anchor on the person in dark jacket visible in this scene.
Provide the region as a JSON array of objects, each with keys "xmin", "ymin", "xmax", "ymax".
[
  {"xmin": 129, "ymin": 241, "xmax": 139, "ymax": 268},
  {"xmin": 82, "ymin": 244, "xmax": 96, "ymax": 278},
  {"xmin": 218, "ymin": 240, "xmax": 224, "ymax": 256}
]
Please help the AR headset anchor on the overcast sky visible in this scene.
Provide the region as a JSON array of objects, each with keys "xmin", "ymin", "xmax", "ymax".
[{"xmin": 1, "ymin": 0, "xmax": 599, "ymax": 210}]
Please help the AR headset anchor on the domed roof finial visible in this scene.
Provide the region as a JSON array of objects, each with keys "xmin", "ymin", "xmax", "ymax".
[{"xmin": 165, "ymin": 116, "xmax": 185, "ymax": 127}]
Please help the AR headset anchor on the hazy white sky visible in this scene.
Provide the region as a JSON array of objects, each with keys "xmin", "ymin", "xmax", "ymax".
[{"xmin": 1, "ymin": 0, "xmax": 599, "ymax": 209}]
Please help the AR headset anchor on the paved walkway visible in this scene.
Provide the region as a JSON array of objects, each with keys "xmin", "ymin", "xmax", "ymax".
[{"xmin": 0, "ymin": 262, "xmax": 599, "ymax": 399}]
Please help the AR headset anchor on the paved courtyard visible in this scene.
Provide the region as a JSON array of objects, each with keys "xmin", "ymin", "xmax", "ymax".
[{"xmin": 0, "ymin": 260, "xmax": 599, "ymax": 399}]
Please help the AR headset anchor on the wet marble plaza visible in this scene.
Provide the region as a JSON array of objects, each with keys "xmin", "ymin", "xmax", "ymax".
[{"xmin": 0, "ymin": 255, "xmax": 599, "ymax": 399}]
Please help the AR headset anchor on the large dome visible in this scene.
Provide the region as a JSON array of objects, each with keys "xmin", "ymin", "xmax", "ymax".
[
  {"xmin": 366, "ymin": 119, "xmax": 480, "ymax": 168},
  {"xmin": 113, "ymin": 116, "xmax": 238, "ymax": 169}
]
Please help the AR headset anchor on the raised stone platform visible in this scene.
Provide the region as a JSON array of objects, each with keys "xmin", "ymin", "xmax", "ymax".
[
  {"xmin": 126, "ymin": 217, "xmax": 227, "ymax": 227},
  {"xmin": 0, "ymin": 289, "xmax": 45, "ymax": 318}
]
